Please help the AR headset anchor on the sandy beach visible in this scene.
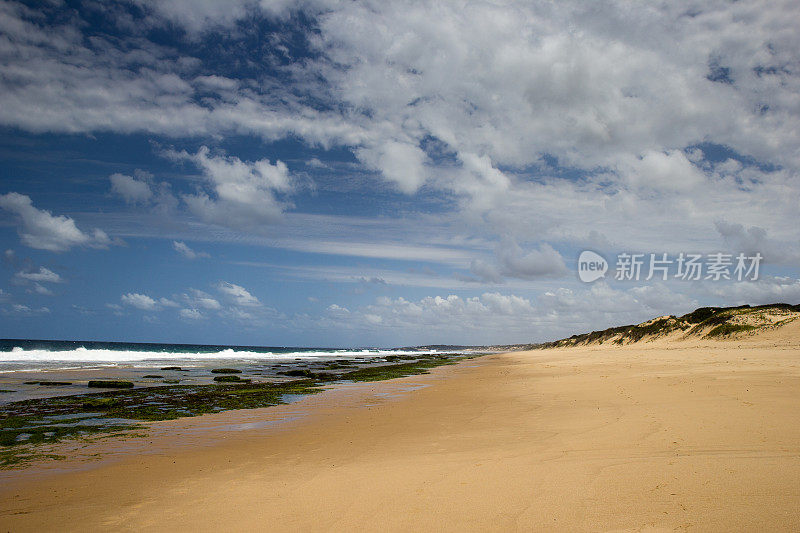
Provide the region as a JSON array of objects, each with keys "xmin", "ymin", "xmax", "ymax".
[{"xmin": 2, "ymin": 322, "xmax": 800, "ymax": 531}]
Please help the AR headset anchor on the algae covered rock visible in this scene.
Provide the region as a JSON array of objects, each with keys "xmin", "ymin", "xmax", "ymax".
[
  {"xmin": 213, "ymin": 375, "xmax": 251, "ymax": 383},
  {"xmin": 87, "ymin": 380, "xmax": 134, "ymax": 389}
]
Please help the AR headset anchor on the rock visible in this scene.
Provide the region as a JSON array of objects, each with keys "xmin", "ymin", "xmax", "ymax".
[
  {"xmin": 87, "ymin": 380, "xmax": 134, "ymax": 389},
  {"xmin": 213, "ymin": 375, "xmax": 251, "ymax": 383}
]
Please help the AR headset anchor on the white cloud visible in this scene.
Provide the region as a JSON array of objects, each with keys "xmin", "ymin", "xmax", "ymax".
[
  {"xmin": 465, "ymin": 241, "xmax": 568, "ymax": 283},
  {"xmin": 1, "ymin": 1, "xmax": 799, "ymax": 342},
  {"xmin": 326, "ymin": 303, "xmax": 350, "ymax": 318},
  {"xmin": 312, "ymin": 281, "xmax": 702, "ymax": 344},
  {"xmin": 355, "ymin": 141, "xmax": 428, "ymax": 193},
  {"xmin": 120, "ymin": 293, "xmax": 178, "ymax": 311},
  {"xmin": 273, "ymin": 239, "xmax": 473, "ymax": 266},
  {"xmin": 179, "ymin": 308, "xmax": 205, "ymax": 320},
  {"xmin": 0, "ymin": 193, "xmax": 116, "ymax": 252},
  {"xmin": 121, "ymin": 293, "xmax": 157, "ymax": 311},
  {"xmin": 2, "ymin": 1, "xmax": 799, "ymax": 180},
  {"xmin": 173, "ymin": 241, "xmax": 210, "ymax": 259},
  {"xmin": 5, "ymin": 304, "xmax": 50, "ymax": 316},
  {"xmin": 618, "ymin": 150, "xmax": 706, "ymax": 193},
  {"xmin": 217, "ymin": 281, "xmax": 261, "ymax": 307},
  {"xmin": 496, "ymin": 240, "xmax": 567, "ymax": 280},
  {"xmin": 705, "ymin": 276, "xmax": 800, "ymax": 306},
  {"xmin": 132, "ymin": 0, "xmax": 254, "ymax": 34},
  {"xmin": 165, "ymin": 146, "xmax": 292, "ymax": 230},
  {"xmin": 110, "ymin": 171, "xmax": 153, "ymax": 204},
  {"xmin": 182, "ymin": 289, "xmax": 221, "ymax": 310},
  {"xmin": 1, "ymin": 2, "xmax": 798, "ymax": 257},
  {"xmin": 15, "ymin": 267, "xmax": 62, "ymax": 283},
  {"xmin": 31, "ymin": 283, "xmax": 53, "ymax": 296}
]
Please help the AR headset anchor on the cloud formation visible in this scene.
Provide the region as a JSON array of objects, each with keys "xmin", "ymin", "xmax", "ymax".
[
  {"xmin": 121, "ymin": 293, "xmax": 179, "ymax": 311},
  {"xmin": 217, "ymin": 281, "xmax": 261, "ymax": 307},
  {"xmin": 15, "ymin": 267, "xmax": 62, "ymax": 284},
  {"xmin": 0, "ymin": 193, "xmax": 115, "ymax": 252},
  {"xmin": 110, "ymin": 171, "xmax": 154, "ymax": 204},
  {"xmin": 173, "ymin": 241, "xmax": 210, "ymax": 259},
  {"xmin": 165, "ymin": 147, "xmax": 292, "ymax": 230}
]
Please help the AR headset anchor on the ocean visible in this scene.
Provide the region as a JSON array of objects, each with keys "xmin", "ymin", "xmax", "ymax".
[
  {"xmin": 0, "ymin": 339, "xmax": 462, "ymax": 404},
  {"xmin": 0, "ymin": 339, "xmax": 445, "ymax": 369}
]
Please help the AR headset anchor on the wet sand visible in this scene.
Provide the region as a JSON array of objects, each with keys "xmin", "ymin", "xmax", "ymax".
[{"xmin": 2, "ymin": 326, "xmax": 800, "ymax": 531}]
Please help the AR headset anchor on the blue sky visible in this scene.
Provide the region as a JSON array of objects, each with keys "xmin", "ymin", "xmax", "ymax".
[{"xmin": 1, "ymin": 0, "xmax": 799, "ymax": 347}]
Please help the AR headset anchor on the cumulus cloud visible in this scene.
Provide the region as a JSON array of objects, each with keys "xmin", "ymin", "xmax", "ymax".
[
  {"xmin": 120, "ymin": 293, "xmax": 179, "ymax": 311},
  {"xmin": 705, "ymin": 276, "xmax": 800, "ymax": 306},
  {"xmin": 15, "ymin": 267, "xmax": 62, "ymax": 284},
  {"xmin": 326, "ymin": 303, "xmax": 351, "ymax": 318},
  {"xmin": 713, "ymin": 221, "xmax": 794, "ymax": 264},
  {"xmin": 217, "ymin": 281, "xmax": 261, "ymax": 307},
  {"xmin": 4, "ymin": 304, "xmax": 50, "ymax": 316},
  {"xmin": 4, "ymin": 2, "xmax": 798, "ymax": 185},
  {"xmin": 113, "ymin": 282, "xmax": 268, "ymax": 325},
  {"xmin": 131, "ymin": 0, "xmax": 256, "ymax": 35},
  {"xmin": 1, "ymin": 1, "xmax": 799, "ymax": 254},
  {"xmin": 173, "ymin": 241, "xmax": 210, "ymax": 259},
  {"xmin": 109, "ymin": 170, "xmax": 178, "ymax": 216},
  {"xmin": 165, "ymin": 146, "xmax": 292, "ymax": 230},
  {"xmin": 110, "ymin": 171, "xmax": 153, "ymax": 204},
  {"xmin": 355, "ymin": 141, "xmax": 428, "ymax": 194},
  {"xmin": 179, "ymin": 308, "xmax": 205, "ymax": 320},
  {"xmin": 182, "ymin": 289, "xmax": 221, "ymax": 310},
  {"xmin": 496, "ymin": 240, "xmax": 568, "ymax": 280},
  {"xmin": 31, "ymin": 283, "xmax": 53, "ymax": 296},
  {"xmin": 468, "ymin": 240, "xmax": 567, "ymax": 283},
  {"xmin": 121, "ymin": 293, "xmax": 158, "ymax": 310},
  {"xmin": 313, "ymin": 281, "xmax": 703, "ymax": 344},
  {"xmin": 2, "ymin": 1, "xmax": 800, "ymax": 341},
  {"xmin": 0, "ymin": 193, "xmax": 116, "ymax": 252}
]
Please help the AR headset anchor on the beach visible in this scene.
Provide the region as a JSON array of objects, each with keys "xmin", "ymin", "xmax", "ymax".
[{"xmin": 1, "ymin": 322, "xmax": 799, "ymax": 531}]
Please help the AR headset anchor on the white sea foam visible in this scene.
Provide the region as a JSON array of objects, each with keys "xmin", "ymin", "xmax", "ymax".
[{"xmin": 0, "ymin": 347, "xmax": 441, "ymax": 363}]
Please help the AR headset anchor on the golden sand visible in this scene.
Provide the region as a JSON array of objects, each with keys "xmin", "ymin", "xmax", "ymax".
[{"xmin": 2, "ymin": 322, "xmax": 800, "ymax": 531}]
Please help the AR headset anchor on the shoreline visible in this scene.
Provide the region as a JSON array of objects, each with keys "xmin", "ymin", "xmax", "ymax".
[
  {"xmin": 2, "ymin": 334, "xmax": 800, "ymax": 530},
  {"xmin": 0, "ymin": 355, "xmax": 484, "ymax": 484}
]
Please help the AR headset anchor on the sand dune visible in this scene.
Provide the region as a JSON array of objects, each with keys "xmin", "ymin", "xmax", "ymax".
[{"xmin": 2, "ymin": 320, "xmax": 800, "ymax": 531}]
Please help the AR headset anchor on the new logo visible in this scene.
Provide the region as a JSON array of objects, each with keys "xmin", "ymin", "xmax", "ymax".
[{"xmin": 578, "ymin": 250, "xmax": 608, "ymax": 283}]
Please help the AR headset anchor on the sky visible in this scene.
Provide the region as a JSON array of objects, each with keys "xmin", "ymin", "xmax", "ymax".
[{"xmin": 0, "ymin": 0, "xmax": 799, "ymax": 347}]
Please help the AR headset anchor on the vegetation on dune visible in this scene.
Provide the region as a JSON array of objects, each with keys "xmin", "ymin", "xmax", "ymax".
[
  {"xmin": 537, "ymin": 303, "xmax": 800, "ymax": 348},
  {"xmin": 706, "ymin": 323, "xmax": 757, "ymax": 337}
]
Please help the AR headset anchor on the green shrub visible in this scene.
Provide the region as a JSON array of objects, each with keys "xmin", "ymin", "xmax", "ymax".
[{"xmin": 707, "ymin": 324, "xmax": 756, "ymax": 337}]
